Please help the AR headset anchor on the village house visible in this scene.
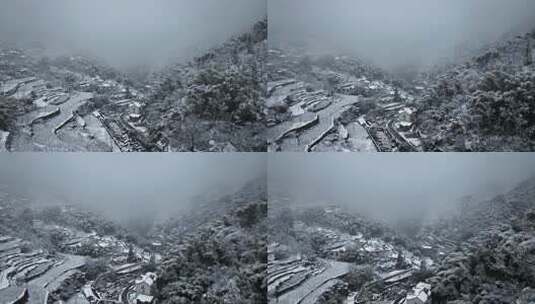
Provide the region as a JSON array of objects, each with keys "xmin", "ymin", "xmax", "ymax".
[
  {"xmin": 337, "ymin": 82, "xmax": 358, "ymax": 95},
  {"xmin": 398, "ymin": 121, "xmax": 413, "ymax": 132},
  {"xmin": 404, "ymin": 282, "xmax": 431, "ymax": 304},
  {"xmin": 135, "ymin": 272, "xmax": 157, "ymax": 296},
  {"xmin": 135, "ymin": 294, "xmax": 154, "ymax": 304},
  {"xmin": 398, "ymin": 107, "xmax": 417, "ymax": 122}
]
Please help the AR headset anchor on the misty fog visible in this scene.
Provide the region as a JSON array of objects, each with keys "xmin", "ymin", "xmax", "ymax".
[
  {"xmin": 268, "ymin": 153, "xmax": 535, "ymax": 222},
  {"xmin": 0, "ymin": 0, "xmax": 265, "ymax": 68},
  {"xmin": 269, "ymin": 0, "xmax": 535, "ymax": 70},
  {"xmin": 0, "ymin": 153, "xmax": 266, "ymax": 222}
]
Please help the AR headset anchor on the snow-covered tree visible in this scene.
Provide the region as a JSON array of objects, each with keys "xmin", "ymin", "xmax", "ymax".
[
  {"xmin": 127, "ymin": 244, "xmax": 136, "ymax": 263},
  {"xmin": 525, "ymin": 38, "xmax": 533, "ymax": 66}
]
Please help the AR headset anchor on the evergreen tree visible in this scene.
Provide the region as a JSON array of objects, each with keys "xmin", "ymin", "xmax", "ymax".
[
  {"xmin": 393, "ymin": 87, "xmax": 402, "ymax": 103},
  {"xmin": 525, "ymin": 38, "xmax": 533, "ymax": 66},
  {"xmin": 127, "ymin": 244, "xmax": 136, "ymax": 263},
  {"xmin": 125, "ymin": 87, "xmax": 133, "ymax": 99},
  {"xmin": 396, "ymin": 251, "xmax": 405, "ymax": 269},
  {"xmin": 420, "ymin": 259, "xmax": 427, "ymax": 272},
  {"xmin": 143, "ymin": 252, "xmax": 157, "ymax": 272},
  {"xmin": 149, "ymin": 252, "xmax": 156, "ymax": 266}
]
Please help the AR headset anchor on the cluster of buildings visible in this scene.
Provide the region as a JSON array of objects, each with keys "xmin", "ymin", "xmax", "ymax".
[
  {"xmin": 391, "ymin": 106, "xmax": 422, "ymax": 149},
  {"xmin": 360, "ymin": 102, "xmax": 421, "ymax": 151},
  {"xmin": 76, "ymin": 74, "xmax": 133, "ymax": 96},
  {"xmin": 96, "ymin": 270, "xmax": 158, "ymax": 304},
  {"xmin": 132, "ymin": 272, "xmax": 157, "ymax": 304},
  {"xmin": 69, "ymin": 232, "xmax": 160, "ymax": 304},
  {"xmin": 326, "ymin": 72, "xmax": 388, "ymax": 98}
]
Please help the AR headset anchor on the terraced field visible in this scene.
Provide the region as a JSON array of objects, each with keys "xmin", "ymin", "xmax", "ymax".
[
  {"xmin": 268, "ymin": 255, "xmax": 324, "ymax": 297},
  {"xmin": 0, "ymin": 235, "xmax": 86, "ymax": 304},
  {"xmin": 313, "ymin": 121, "xmax": 377, "ymax": 152},
  {"xmin": 0, "ymin": 286, "xmax": 26, "ymax": 304},
  {"xmin": 9, "ymin": 90, "xmax": 111, "ymax": 152},
  {"xmin": 269, "ymin": 258, "xmax": 351, "ymax": 304},
  {"xmin": 267, "ymin": 87, "xmax": 375, "ymax": 152}
]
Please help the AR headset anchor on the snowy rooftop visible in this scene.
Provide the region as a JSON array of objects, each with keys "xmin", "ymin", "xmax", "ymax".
[
  {"xmin": 406, "ymin": 282, "xmax": 431, "ymax": 303},
  {"xmin": 135, "ymin": 272, "xmax": 157, "ymax": 286},
  {"xmin": 136, "ymin": 294, "xmax": 154, "ymax": 303}
]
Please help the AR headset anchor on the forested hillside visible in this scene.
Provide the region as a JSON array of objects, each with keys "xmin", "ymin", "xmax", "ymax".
[{"xmin": 143, "ymin": 19, "xmax": 267, "ymax": 152}]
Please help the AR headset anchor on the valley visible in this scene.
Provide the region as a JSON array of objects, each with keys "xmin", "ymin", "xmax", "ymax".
[
  {"xmin": 0, "ymin": 18, "xmax": 266, "ymax": 152},
  {"xmin": 268, "ymin": 176, "xmax": 535, "ymax": 304},
  {"xmin": 266, "ymin": 27, "xmax": 535, "ymax": 152},
  {"xmin": 0, "ymin": 175, "xmax": 267, "ymax": 304}
]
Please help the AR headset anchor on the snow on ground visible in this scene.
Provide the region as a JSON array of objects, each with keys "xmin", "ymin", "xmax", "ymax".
[
  {"xmin": 271, "ymin": 259, "xmax": 351, "ymax": 304},
  {"xmin": 268, "ymin": 93, "xmax": 367, "ymax": 151}
]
